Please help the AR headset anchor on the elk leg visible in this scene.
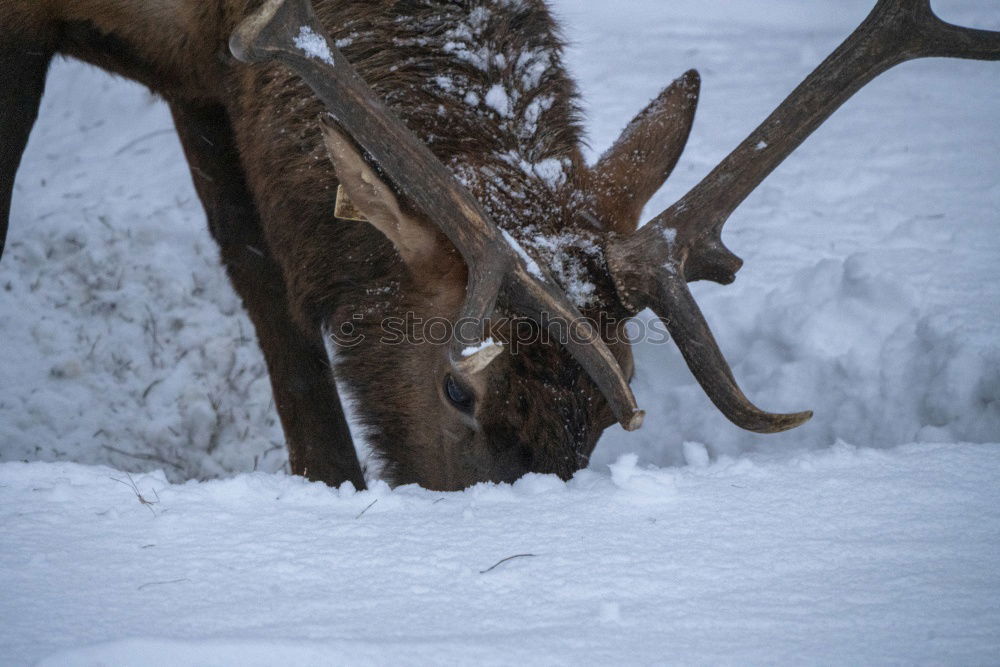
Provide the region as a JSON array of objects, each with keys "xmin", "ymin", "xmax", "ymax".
[
  {"xmin": 0, "ymin": 42, "xmax": 53, "ymax": 260},
  {"xmin": 169, "ymin": 100, "xmax": 366, "ymax": 489}
]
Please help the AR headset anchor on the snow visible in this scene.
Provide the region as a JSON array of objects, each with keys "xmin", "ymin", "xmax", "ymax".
[
  {"xmin": 495, "ymin": 151, "xmax": 569, "ymax": 190},
  {"xmin": 484, "ymin": 84, "xmax": 513, "ymax": 118},
  {"xmin": 4, "ymin": 443, "xmax": 1000, "ymax": 664},
  {"xmin": 293, "ymin": 26, "xmax": 335, "ymax": 65},
  {"xmin": 2, "ymin": 0, "xmax": 999, "ymax": 663}
]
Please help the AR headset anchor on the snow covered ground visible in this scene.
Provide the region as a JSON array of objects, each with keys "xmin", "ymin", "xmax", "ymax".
[
  {"xmin": 5, "ymin": 443, "xmax": 1000, "ymax": 665},
  {"xmin": 1, "ymin": 0, "xmax": 998, "ymax": 663}
]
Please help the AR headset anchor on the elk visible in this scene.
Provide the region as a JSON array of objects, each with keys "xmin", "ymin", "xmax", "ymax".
[{"xmin": 1, "ymin": 0, "xmax": 996, "ymax": 490}]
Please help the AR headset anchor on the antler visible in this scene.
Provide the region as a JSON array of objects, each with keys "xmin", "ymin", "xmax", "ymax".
[
  {"xmin": 606, "ymin": 0, "xmax": 1000, "ymax": 433},
  {"xmin": 229, "ymin": 0, "xmax": 645, "ymax": 430}
]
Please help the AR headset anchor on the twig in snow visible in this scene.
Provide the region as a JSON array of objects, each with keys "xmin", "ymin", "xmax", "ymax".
[
  {"xmin": 204, "ymin": 393, "xmax": 224, "ymax": 455},
  {"xmin": 137, "ymin": 578, "xmax": 189, "ymax": 591},
  {"xmin": 355, "ymin": 499, "xmax": 378, "ymax": 519},
  {"xmin": 141, "ymin": 378, "xmax": 164, "ymax": 400},
  {"xmin": 110, "ymin": 473, "xmax": 160, "ymax": 516},
  {"xmin": 479, "ymin": 553, "xmax": 537, "ymax": 574},
  {"xmin": 143, "ymin": 304, "xmax": 162, "ymax": 366}
]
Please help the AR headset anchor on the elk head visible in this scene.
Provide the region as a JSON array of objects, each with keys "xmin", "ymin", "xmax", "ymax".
[{"xmin": 231, "ymin": 0, "xmax": 998, "ymax": 489}]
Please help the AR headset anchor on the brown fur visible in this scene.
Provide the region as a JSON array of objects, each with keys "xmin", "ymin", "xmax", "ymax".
[{"xmin": 1, "ymin": 0, "xmax": 688, "ymax": 490}]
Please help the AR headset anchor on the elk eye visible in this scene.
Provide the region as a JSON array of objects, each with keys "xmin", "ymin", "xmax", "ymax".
[{"xmin": 444, "ymin": 374, "xmax": 475, "ymax": 412}]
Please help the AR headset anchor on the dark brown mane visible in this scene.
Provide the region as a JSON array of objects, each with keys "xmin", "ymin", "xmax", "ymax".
[
  {"xmin": 321, "ymin": 1, "xmax": 587, "ymax": 231},
  {"xmin": 327, "ymin": 1, "xmax": 582, "ymax": 161}
]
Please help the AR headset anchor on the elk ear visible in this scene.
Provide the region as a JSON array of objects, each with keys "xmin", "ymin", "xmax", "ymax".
[
  {"xmin": 319, "ymin": 115, "xmax": 452, "ymax": 270},
  {"xmin": 589, "ymin": 70, "xmax": 700, "ymax": 234}
]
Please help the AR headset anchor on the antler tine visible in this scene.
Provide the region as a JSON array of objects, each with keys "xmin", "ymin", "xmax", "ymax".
[
  {"xmin": 606, "ymin": 250, "xmax": 811, "ymax": 433},
  {"xmin": 230, "ymin": 0, "xmax": 643, "ymax": 429},
  {"xmin": 606, "ymin": 0, "xmax": 998, "ymax": 433}
]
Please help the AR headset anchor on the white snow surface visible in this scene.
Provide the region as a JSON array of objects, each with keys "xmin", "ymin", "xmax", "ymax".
[
  {"xmin": 2, "ymin": 0, "xmax": 999, "ymax": 663},
  {"xmin": 4, "ymin": 444, "xmax": 1000, "ymax": 664}
]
